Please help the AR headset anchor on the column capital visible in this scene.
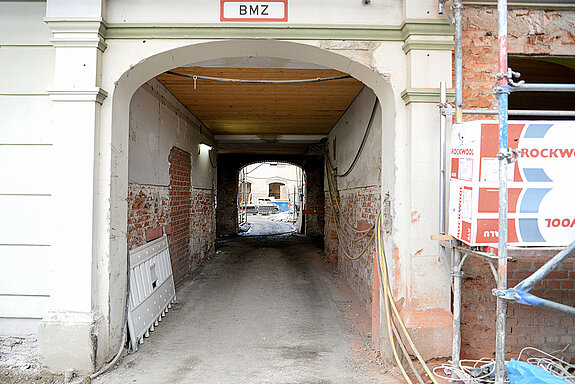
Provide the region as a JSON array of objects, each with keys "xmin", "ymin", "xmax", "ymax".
[{"xmin": 44, "ymin": 18, "xmax": 107, "ymax": 51}]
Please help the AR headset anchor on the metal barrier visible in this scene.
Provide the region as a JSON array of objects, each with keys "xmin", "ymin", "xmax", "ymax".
[{"xmin": 127, "ymin": 235, "xmax": 176, "ymax": 352}]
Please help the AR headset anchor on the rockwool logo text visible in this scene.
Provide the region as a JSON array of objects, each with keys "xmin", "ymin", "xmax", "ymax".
[
  {"xmin": 520, "ymin": 148, "xmax": 575, "ymax": 158},
  {"xmin": 452, "ymin": 148, "xmax": 474, "ymax": 155}
]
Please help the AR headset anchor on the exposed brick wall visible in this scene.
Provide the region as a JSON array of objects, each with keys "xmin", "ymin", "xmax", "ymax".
[
  {"xmin": 325, "ymin": 186, "xmax": 380, "ymax": 310},
  {"xmin": 189, "ymin": 187, "xmax": 216, "ymax": 270},
  {"xmin": 169, "ymin": 147, "xmax": 192, "ymax": 283},
  {"xmin": 126, "ymin": 183, "xmax": 170, "ymax": 250},
  {"xmin": 461, "ymin": 252, "xmax": 575, "ymax": 362},
  {"xmin": 127, "ymin": 148, "xmax": 216, "ymax": 285},
  {"xmin": 461, "ymin": 6, "xmax": 575, "ymax": 118},
  {"xmin": 324, "ymin": 193, "xmax": 339, "ymax": 265},
  {"xmin": 302, "ymin": 157, "xmax": 325, "ymax": 238},
  {"xmin": 459, "ymin": 5, "xmax": 575, "ymax": 362}
]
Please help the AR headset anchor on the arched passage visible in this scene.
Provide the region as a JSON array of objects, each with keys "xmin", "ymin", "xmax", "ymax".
[{"xmin": 104, "ymin": 39, "xmax": 397, "ymax": 363}]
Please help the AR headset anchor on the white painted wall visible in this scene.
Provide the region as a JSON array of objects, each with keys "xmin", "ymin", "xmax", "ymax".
[
  {"xmin": 326, "ymin": 87, "xmax": 381, "ymax": 191},
  {"xmin": 0, "ymin": 1, "xmax": 55, "ymax": 319},
  {"xmin": 106, "ymin": 0, "xmax": 409, "ymax": 25},
  {"xmin": 0, "ymin": 0, "xmax": 456, "ymax": 371},
  {"xmin": 129, "ymin": 78, "xmax": 215, "ymax": 189}
]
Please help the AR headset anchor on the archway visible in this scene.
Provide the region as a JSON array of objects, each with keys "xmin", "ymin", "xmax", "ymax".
[{"xmin": 105, "ymin": 39, "xmax": 396, "ymax": 359}]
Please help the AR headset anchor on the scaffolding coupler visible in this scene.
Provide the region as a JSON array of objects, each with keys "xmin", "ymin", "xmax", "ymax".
[
  {"xmin": 493, "ymin": 288, "xmax": 575, "ymax": 316},
  {"xmin": 492, "ymin": 240, "xmax": 575, "ymax": 316}
]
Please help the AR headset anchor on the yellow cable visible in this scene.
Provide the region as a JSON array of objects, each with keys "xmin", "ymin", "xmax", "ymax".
[
  {"xmin": 326, "ymin": 159, "xmax": 373, "ymax": 234},
  {"xmin": 331, "ymin": 208, "xmax": 375, "ymax": 260},
  {"xmin": 379, "ymin": 215, "xmax": 414, "ymax": 384},
  {"xmin": 377, "ymin": 215, "xmax": 440, "ymax": 384}
]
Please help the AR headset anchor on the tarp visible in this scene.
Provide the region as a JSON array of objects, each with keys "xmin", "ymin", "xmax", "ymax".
[{"xmin": 507, "ymin": 359, "xmax": 570, "ymax": 384}]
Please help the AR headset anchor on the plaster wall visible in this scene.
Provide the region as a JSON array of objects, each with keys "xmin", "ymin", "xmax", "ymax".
[
  {"xmin": 324, "ymin": 87, "xmax": 381, "ymax": 308},
  {"xmin": 128, "ymin": 78, "xmax": 215, "ymax": 188},
  {"xmin": 0, "ymin": 0, "xmax": 457, "ymax": 372},
  {"xmin": 105, "ymin": 0, "xmax": 406, "ymax": 25},
  {"xmin": 98, "ymin": 36, "xmax": 452, "ymax": 368},
  {"xmin": 128, "ymin": 79, "xmax": 217, "ymax": 283},
  {"xmin": 0, "ymin": 1, "xmax": 55, "ymax": 319}
]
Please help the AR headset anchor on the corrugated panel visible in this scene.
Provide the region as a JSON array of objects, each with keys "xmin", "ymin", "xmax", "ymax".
[{"xmin": 127, "ymin": 235, "xmax": 176, "ymax": 352}]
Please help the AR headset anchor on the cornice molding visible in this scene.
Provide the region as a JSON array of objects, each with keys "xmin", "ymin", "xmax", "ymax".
[
  {"xmin": 104, "ymin": 19, "xmax": 453, "ymax": 41},
  {"xmin": 400, "ymin": 88, "xmax": 455, "ymax": 105},
  {"xmin": 48, "ymin": 88, "xmax": 108, "ymax": 104},
  {"xmin": 402, "ymin": 40, "xmax": 454, "ymax": 54}
]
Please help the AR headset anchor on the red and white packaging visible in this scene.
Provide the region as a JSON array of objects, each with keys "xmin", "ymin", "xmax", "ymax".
[{"xmin": 448, "ymin": 120, "xmax": 575, "ymax": 246}]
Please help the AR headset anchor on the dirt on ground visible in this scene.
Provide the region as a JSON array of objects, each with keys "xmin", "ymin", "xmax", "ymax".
[
  {"xmin": 94, "ymin": 230, "xmax": 402, "ymax": 384},
  {"xmin": 0, "ymin": 333, "xmax": 65, "ymax": 384},
  {"xmin": 3, "ymin": 220, "xmax": 405, "ymax": 384}
]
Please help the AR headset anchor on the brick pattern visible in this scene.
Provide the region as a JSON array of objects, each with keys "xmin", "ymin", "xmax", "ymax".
[
  {"xmin": 188, "ymin": 188, "xmax": 216, "ymax": 271},
  {"xmin": 460, "ymin": 5, "xmax": 575, "ymax": 362},
  {"xmin": 126, "ymin": 183, "xmax": 170, "ymax": 250},
  {"xmin": 461, "ymin": 6, "xmax": 575, "ymax": 119},
  {"xmin": 169, "ymin": 147, "xmax": 192, "ymax": 283},
  {"xmin": 325, "ymin": 186, "xmax": 380, "ymax": 309},
  {"xmin": 461, "ymin": 253, "xmax": 575, "ymax": 362}
]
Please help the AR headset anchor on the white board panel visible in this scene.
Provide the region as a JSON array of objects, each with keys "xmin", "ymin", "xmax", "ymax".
[
  {"xmin": 0, "ymin": 146, "xmax": 54, "ymax": 194},
  {"xmin": 0, "ymin": 295, "xmax": 50, "ymax": 319},
  {"xmin": 0, "ymin": 246, "xmax": 50, "ymax": 296},
  {"xmin": 0, "ymin": 196, "xmax": 52, "ymax": 244},
  {"xmin": 0, "ymin": 96, "xmax": 53, "ymax": 143},
  {"xmin": 0, "ymin": 47, "xmax": 54, "ymax": 93}
]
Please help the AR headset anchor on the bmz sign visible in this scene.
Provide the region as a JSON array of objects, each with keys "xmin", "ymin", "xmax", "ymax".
[{"xmin": 220, "ymin": 0, "xmax": 288, "ymax": 22}]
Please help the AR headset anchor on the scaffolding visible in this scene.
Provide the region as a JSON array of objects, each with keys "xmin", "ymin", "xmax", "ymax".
[{"xmin": 437, "ymin": 0, "xmax": 575, "ymax": 382}]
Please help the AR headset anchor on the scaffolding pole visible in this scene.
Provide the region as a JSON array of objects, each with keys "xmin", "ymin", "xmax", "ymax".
[
  {"xmin": 443, "ymin": 109, "xmax": 575, "ymax": 117},
  {"xmin": 494, "ymin": 1, "xmax": 509, "ymax": 382},
  {"xmin": 440, "ymin": 82, "xmax": 447, "ymax": 234},
  {"xmin": 454, "ymin": 0, "xmax": 463, "ymax": 124},
  {"xmin": 510, "ymin": 83, "xmax": 575, "ymax": 92},
  {"xmin": 494, "ymin": 240, "xmax": 575, "ymax": 316}
]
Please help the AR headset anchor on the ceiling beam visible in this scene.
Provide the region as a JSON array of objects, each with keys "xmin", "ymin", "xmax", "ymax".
[{"xmin": 214, "ymin": 134, "xmax": 327, "ymax": 143}]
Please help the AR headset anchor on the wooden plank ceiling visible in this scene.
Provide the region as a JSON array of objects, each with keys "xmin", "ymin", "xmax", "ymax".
[{"xmin": 156, "ymin": 67, "xmax": 364, "ymax": 136}]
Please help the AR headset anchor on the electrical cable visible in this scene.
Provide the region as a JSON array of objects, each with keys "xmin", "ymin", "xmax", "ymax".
[
  {"xmin": 390, "ymin": 317, "xmax": 427, "ymax": 384},
  {"xmin": 88, "ymin": 248, "xmax": 131, "ymax": 381},
  {"xmin": 377, "ymin": 214, "xmax": 440, "ymax": 384},
  {"xmin": 165, "ymin": 71, "xmax": 352, "ymax": 84},
  {"xmin": 208, "ymin": 148, "xmax": 217, "ymax": 169},
  {"xmin": 325, "ymin": 157, "xmax": 377, "ymax": 261},
  {"xmin": 326, "ymin": 157, "xmax": 374, "ymax": 234},
  {"xmin": 375, "ymin": 216, "xmax": 425, "ymax": 384},
  {"xmin": 377, "ymin": 214, "xmax": 413, "ymax": 383},
  {"xmin": 327, "ymin": 97, "xmax": 379, "ymax": 178},
  {"xmin": 332, "ymin": 209, "xmax": 375, "ymax": 261}
]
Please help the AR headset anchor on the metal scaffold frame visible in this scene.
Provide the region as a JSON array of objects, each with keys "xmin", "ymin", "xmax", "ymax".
[{"xmin": 437, "ymin": 0, "xmax": 575, "ymax": 382}]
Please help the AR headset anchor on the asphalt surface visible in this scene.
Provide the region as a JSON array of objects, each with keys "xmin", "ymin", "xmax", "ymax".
[{"xmin": 95, "ymin": 227, "xmax": 396, "ymax": 384}]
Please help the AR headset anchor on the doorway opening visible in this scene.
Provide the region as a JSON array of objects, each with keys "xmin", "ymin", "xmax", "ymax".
[
  {"xmin": 238, "ymin": 162, "xmax": 305, "ymax": 236},
  {"xmin": 109, "ymin": 40, "xmax": 396, "ymax": 377}
]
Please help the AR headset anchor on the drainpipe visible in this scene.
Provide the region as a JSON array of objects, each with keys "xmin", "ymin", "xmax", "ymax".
[
  {"xmin": 453, "ymin": 0, "xmax": 463, "ymax": 124},
  {"xmin": 439, "ymin": 82, "xmax": 447, "ymax": 234},
  {"xmin": 494, "ymin": 0, "xmax": 510, "ymax": 382}
]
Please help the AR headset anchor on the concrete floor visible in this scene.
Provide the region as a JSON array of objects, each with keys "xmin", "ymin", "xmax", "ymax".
[{"xmin": 96, "ymin": 220, "xmax": 399, "ymax": 384}]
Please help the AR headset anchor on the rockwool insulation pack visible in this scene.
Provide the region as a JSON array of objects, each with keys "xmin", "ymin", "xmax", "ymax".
[{"xmin": 448, "ymin": 120, "xmax": 575, "ymax": 246}]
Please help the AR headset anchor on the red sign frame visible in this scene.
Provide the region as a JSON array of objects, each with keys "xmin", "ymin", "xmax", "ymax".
[{"xmin": 220, "ymin": 0, "xmax": 288, "ymax": 22}]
